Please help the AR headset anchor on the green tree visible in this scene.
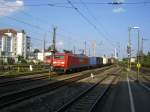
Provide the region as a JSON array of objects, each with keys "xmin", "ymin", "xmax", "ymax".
[
  {"xmin": 17, "ymin": 55, "xmax": 27, "ymax": 64},
  {"xmin": 47, "ymin": 45, "xmax": 58, "ymax": 52},
  {"xmin": 147, "ymin": 51, "xmax": 150, "ymax": 56},
  {"xmin": 7, "ymin": 57, "xmax": 15, "ymax": 64},
  {"xmin": 33, "ymin": 49, "xmax": 40, "ymax": 53},
  {"xmin": 47, "ymin": 45, "xmax": 52, "ymax": 51}
]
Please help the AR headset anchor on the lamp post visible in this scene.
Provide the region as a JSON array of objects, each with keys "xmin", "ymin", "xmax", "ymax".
[
  {"xmin": 141, "ymin": 38, "xmax": 148, "ymax": 62},
  {"xmin": 128, "ymin": 27, "xmax": 131, "ymax": 71},
  {"xmin": 137, "ymin": 29, "xmax": 140, "ymax": 82},
  {"xmin": 128, "ymin": 26, "xmax": 140, "ymax": 81}
]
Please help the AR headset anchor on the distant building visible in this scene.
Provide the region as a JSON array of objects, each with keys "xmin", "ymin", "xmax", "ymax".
[
  {"xmin": 131, "ymin": 57, "xmax": 136, "ymax": 63},
  {"xmin": 37, "ymin": 52, "xmax": 51, "ymax": 61},
  {"xmin": 0, "ymin": 28, "xmax": 31, "ymax": 61}
]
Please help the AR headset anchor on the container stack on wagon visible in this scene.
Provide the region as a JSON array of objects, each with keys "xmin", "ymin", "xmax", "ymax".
[
  {"xmin": 89, "ymin": 57, "xmax": 104, "ymax": 68},
  {"xmin": 89, "ymin": 57, "xmax": 97, "ymax": 68}
]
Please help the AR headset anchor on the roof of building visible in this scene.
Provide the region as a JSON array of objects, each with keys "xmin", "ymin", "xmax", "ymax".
[
  {"xmin": 0, "ymin": 33, "xmax": 8, "ymax": 37},
  {"xmin": 0, "ymin": 28, "xmax": 17, "ymax": 35}
]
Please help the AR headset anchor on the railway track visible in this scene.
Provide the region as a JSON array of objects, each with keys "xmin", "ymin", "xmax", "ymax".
[
  {"xmin": 0, "ymin": 66, "xmax": 112, "ymax": 88},
  {"xmin": 0, "ymin": 66, "xmax": 112, "ymax": 93},
  {"xmin": 132, "ymin": 67, "xmax": 150, "ymax": 76},
  {"xmin": 143, "ymin": 76, "xmax": 150, "ymax": 82},
  {"xmin": 55, "ymin": 74, "xmax": 119, "ymax": 112},
  {"xmin": 128, "ymin": 68, "xmax": 150, "ymax": 83},
  {"xmin": 0, "ymin": 66, "xmax": 115, "ymax": 109},
  {"xmin": 0, "ymin": 73, "xmax": 57, "ymax": 87}
]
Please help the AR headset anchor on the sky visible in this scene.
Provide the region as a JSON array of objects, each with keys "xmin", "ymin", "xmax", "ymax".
[{"xmin": 0, "ymin": 0, "xmax": 150, "ymax": 58}]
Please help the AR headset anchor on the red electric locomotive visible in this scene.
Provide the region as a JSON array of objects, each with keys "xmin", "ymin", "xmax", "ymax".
[{"xmin": 52, "ymin": 52, "xmax": 89, "ymax": 72}]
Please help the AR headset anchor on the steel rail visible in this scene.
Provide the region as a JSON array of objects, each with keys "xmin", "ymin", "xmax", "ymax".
[
  {"xmin": 0, "ymin": 66, "xmax": 111, "ymax": 88},
  {"xmin": 0, "ymin": 66, "xmax": 112, "ymax": 109},
  {"xmin": 55, "ymin": 73, "xmax": 119, "ymax": 112}
]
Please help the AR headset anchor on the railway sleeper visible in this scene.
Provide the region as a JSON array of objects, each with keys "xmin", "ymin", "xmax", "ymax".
[{"xmin": 56, "ymin": 75, "xmax": 118, "ymax": 112}]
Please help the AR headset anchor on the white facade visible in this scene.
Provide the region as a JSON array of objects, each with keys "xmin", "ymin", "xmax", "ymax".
[
  {"xmin": 131, "ymin": 57, "xmax": 136, "ymax": 63},
  {"xmin": 102, "ymin": 57, "xmax": 108, "ymax": 65},
  {"xmin": 0, "ymin": 29, "xmax": 31, "ymax": 59},
  {"xmin": 37, "ymin": 52, "xmax": 51, "ymax": 61},
  {"xmin": 16, "ymin": 32, "xmax": 23, "ymax": 56},
  {"xmin": 0, "ymin": 34, "xmax": 13, "ymax": 57}
]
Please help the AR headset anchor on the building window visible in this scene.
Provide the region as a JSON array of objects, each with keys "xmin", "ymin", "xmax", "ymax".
[{"xmin": 6, "ymin": 37, "xmax": 11, "ymax": 52}]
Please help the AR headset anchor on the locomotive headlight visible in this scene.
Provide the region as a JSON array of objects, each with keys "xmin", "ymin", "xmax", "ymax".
[
  {"xmin": 61, "ymin": 62, "xmax": 64, "ymax": 64},
  {"xmin": 53, "ymin": 61, "xmax": 57, "ymax": 64}
]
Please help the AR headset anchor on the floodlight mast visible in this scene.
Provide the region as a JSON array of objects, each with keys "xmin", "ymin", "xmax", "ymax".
[{"xmin": 128, "ymin": 26, "xmax": 140, "ymax": 82}]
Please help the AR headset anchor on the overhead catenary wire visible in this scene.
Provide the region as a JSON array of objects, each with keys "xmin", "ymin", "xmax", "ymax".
[
  {"xmin": 19, "ymin": 10, "xmax": 88, "ymax": 47},
  {"xmin": 0, "ymin": 1, "xmax": 150, "ymax": 9},
  {"xmin": 66, "ymin": 0, "xmax": 115, "ymax": 47},
  {"xmin": 1, "ymin": 7, "xmax": 80, "ymax": 50},
  {"xmin": 2, "ymin": 1, "xmax": 149, "ymax": 53},
  {"xmin": 3, "ymin": 12, "xmax": 49, "ymax": 34},
  {"xmin": 0, "ymin": 3, "xmax": 73, "ymax": 8},
  {"xmin": 0, "ymin": 18, "xmax": 46, "ymax": 41},
  {"xmin": 79, "ymin": 0, "xmax": 116, "ymax": 47},
  {"xmin": 20, "ymin": 2, "xmax": 150, "ymax": 5},
  {"xmin": 20, "ymin": 11, "xmax": 52, "ymax": 27},
  {"xmin": 0, "ymin": 1, "xmax": 83, "ymax": 45},
  {"xmin": 0, "ymin": 1, "xmax": 50, "ymax": 33},
  {"xmin": 0, "ymin": 19, "xmax": 48, "ymax": 45},
  {"xmin": 58, "ymin": 1, "xmax": 150, "ymax": 5},
  {"xmin": 5, "ymin": 16, "xmax": 44, "ymax": 30},
  {"xmin": 0, "ymin": 2, "xmax": 52, "ymax": 50}
]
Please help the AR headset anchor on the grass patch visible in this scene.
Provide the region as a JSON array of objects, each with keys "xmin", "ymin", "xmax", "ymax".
[{"xmin": 0, "ymin": 70, "xmax": 49, "ymax": 78}]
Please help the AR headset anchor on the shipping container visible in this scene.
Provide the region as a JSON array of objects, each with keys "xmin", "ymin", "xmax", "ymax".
[
  {"xmin": 89, "ymin": 57, "xmax": 97, "ymax": 66},
  {"xmin": 96, "ymin": 57, "xmax": 103, "ymax": 65},
  {"xmin": 102, "ymin": 57, "xmax": 108, "ymax": 65}
]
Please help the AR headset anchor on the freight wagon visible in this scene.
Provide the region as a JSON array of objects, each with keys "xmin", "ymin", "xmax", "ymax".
[{"xmin": 89, "ymin": 57, "xmax": 103, "ymax": 68}]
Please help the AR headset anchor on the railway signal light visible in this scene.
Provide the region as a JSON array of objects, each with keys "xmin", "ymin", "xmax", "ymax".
[{"xmin": 127, "ymin": 45, "xmax": 131, "ymax": 55}]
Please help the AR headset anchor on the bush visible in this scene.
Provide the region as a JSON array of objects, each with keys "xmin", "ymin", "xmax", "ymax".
[
  {"xmin": 17, "ymin": 55, "xmax": 27, "ymax": 64},
  {"xmin": 7, "ymin": 57, "xmax": 15, "ymax": 64},
  {"xmin": 0, "ymin": 60, "xmax": 4, "ymax": 65}
]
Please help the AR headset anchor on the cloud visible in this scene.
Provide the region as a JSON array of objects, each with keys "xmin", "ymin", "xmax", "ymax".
[
  {"xmin": 0, "ymin": 0, "xmax": 24, "ymax": 16},
  {"xmin": 112, "ymin": 0, "xmax": 126, "ymax": 13},
  {"xmin": 113, "ymin": 7, "xmax": 125, "ymax": 13},
  {"xmin": 113, "ymin": 0, "xmax": 125, "ymax": 3}
]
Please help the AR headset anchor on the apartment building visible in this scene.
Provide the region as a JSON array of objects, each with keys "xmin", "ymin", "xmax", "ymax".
[{"xmin": 0, "ymin": 29, "xmax": 31, "ymax": 59}]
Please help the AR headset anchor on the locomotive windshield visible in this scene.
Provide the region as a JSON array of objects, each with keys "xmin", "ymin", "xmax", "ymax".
[{"xmin": 54, "ymin": 55, "xmax": 64, "ymax": 59}]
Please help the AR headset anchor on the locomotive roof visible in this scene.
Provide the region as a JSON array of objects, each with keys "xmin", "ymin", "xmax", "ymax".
[{"xmin": 55, "ymin": 52, "xmax": 88, "ymax": 57}]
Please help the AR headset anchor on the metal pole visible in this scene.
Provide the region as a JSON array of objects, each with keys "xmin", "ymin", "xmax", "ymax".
[
  {"xmin": 49, "ymin": 27, "xmax": 56, "ymax": 80},
  {"xmin": 43, "ymin": 36, "xmax": 45, "ymax": 62},
  {"xmin": 128, "ymin": 27, "xmax": 131, "ymax": 71},
  {"xmin": 84, "ymin": 41, "xmax": 86, "ymax": 55},
  {"xmin": 52, "ymin": 27, "xmax": 56, "ymax": 52},
  {"xmin": 92, "ymin": 42, "xmax": 96, "ymax": 57},
  {"xmin": 89, "ymin": 48, "xmax": 90, "ymax": 56},
  {"xmin": 141, "ymin": 38, "xmax": 148, "ymax": 62},
  {"xmin": 141, "ymin": 38, "xmax": 143, "ymax": 63},
  {"xmin": 73, "ymin": 46, "xmax": 76, "ymax": 54},
  {"xmin": 137, "ymin": 30, "xmax": 140, "ymax": 81}
]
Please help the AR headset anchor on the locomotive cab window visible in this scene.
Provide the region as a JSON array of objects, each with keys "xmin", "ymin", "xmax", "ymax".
[
  {"xmin": 54, "ymin": 55, "xmax": 64, "ymax": 59},
  {"xmin": 46, "ymin": 56, "xmax": 52, "ymax": 59}
]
